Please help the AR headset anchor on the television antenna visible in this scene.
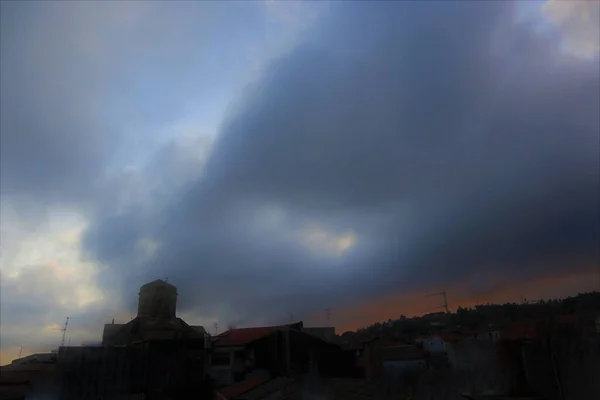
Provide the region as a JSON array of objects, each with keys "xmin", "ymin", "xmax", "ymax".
[
  {"xmin": 289, "ymin": 312, "xmax": 294, "ymax": 324},
  {"xmin": 214, "ymin": 322, "xmax": 219, "ymax": 335},
  {"xmin": 53, "ymin": 317, "xmax": 70, "ymax": 347}
]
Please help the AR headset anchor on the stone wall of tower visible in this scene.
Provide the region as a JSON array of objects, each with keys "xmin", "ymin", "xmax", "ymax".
[{"xmin": 137, "ymin": 282, "xmax": 178, "ymax": 319}]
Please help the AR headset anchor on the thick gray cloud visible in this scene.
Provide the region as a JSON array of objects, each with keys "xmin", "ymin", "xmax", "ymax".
[
  {"xmin": 82, "ymin": 1, "xmax": 600, "ymax": 326},
  {"xmin": 6, "ymin": 1, "xmax": 599, "ymax": 330}
]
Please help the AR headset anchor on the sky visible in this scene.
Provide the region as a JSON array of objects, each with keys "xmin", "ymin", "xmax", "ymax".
[{"xmin": 0, "ymin": 0, "xmax": 599, "ymax": 365}]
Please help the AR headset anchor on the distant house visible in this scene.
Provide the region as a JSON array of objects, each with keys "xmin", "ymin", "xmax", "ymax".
[
  {"xmin": 418, "ymin": 333, "xmax": 460, "ymax": 354},
  {"xmin": 416, "ymin": 333, "xmax": 461, "ymax": 368},
  {"xmin": 211, "ymin": 323, "xmax": 296, "ymax": 386},
  {"xmin": 381, "ymin": 344, "xmax": 427, "ymax": 377},
  {"xmin": 8, "ymin": 353, "xmax": 56, "ymax": 367},
  {"xmin": 463, "ymin": 328, "xmax": 501, "ymax": 343},
  {"xmin": 211, "ymin": 321, "xmax": 344, "ymax": 387},
  {"xmin": 502, "ymin": 321, "xmax": 542, "ymax": 342}
]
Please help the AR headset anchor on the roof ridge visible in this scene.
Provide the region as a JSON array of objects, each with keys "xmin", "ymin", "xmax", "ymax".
[{"xmin": 222, "ymin": 322, "xmax": 299, "ymax": 332}]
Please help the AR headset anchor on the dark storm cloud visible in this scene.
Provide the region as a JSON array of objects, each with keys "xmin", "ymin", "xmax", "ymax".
[{"xmin": 84, "ymin": 1, "xmax": 599, "ymax": 325}]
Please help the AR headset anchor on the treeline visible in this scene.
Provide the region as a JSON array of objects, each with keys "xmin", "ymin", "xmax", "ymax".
[{"xmin": 339, "ymin": 291, "xmax": 600, "ymax": 343}]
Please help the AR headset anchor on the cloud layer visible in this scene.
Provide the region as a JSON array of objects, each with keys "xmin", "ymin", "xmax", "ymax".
[
  {"xmin": 1, "ymin": 0, "xmax": 598, "ymax": 361},
  {"xmin": 84, "ymin": 1, "xmax": 599, "ymax": 322}
]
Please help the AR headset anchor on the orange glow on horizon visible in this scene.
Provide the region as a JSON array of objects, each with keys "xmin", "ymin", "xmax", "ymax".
[{"xmin": 327, "ymin": 266, "xmax": 600, "ymax": 333}]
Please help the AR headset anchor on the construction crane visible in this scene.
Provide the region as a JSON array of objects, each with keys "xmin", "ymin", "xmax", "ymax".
[{"xmin": 425, "ymin": 291, "xmax": 449, "ymax": 314}]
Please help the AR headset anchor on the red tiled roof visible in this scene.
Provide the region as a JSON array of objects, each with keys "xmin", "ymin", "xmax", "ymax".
[
  {"xmin": 434, "ymin": 333, "xmax": 462, "ymax": 343},
  {"xmin": 213, "ymin": 325, "xmax": 289, "ymax": 347},
  {"xmin": 504, "ymin": 321, "xmax": 540, "ymax": 341},
  {"xmin": 215, "ymin": 377, "xmax": 271, "ymax": 400}
]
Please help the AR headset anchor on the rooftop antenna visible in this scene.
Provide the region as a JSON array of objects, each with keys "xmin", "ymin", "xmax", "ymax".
[
  {"xmin": 326, "ymin": 308, "xmax": 331, "ymax": 327},
  {"xmin": 54, "ymin": 317, "xmax": 70, "ymax": 347},
  {"xmin": 289, "ymin": 312, "xmax": 294, "ymax": 324},
  {"xmin": 425, "ymin": 291, "xmax": 449, "ymax": 314},
  {"xmin": 214, "ymin": 322, "xmax": 219, "ymax": 335}
]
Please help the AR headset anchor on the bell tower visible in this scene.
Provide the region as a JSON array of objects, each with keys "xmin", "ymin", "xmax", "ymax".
[{"xmin": 137, "ymin": 279, "xmax": 178, "ymax": 319}]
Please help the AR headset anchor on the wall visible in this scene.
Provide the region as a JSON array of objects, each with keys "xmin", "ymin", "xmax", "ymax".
[
  {"xmin": 251, "ymin": 332, "xmax": 285, "ymax": 377},
  {"xmin": 422, "ymin": 336, "xmax": 446, "ymax": 354},
  {"xmin": 362, "ymin": 340, "xmax": 382, "ymax": 380},
  {"xmin": 476, "ymin": 330, "xmax": 500, "ymax": 343},
  {"xmin": 210, "ymin": 348, "xmax": 234, "ymax": 386},
  {"xmin": 57, "ymin": 342, "xmax": 209, "ymax": 399},
  {"xmin": 524, "ymin": 328, "xmax": 600, "ymax": 400},
  {"xmin": 383, "ymin": 359, "xmax": 426, "ymax": 375},
  {"xmin": 452, "ymin": 338, "xmax": 511, "ymax": 394},
  {"xmin": 319, "ymin": 349, "xmax": 361, "ymax": 378},
  {"xmin": 137, "ymin": 285, "xmax": 177, "ymax": 319}
]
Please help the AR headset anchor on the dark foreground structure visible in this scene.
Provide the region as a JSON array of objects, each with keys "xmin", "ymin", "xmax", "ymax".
[
  {"xmin": 56, "ymin": 341, "xmax": 213, "ymax": 400},
  {"xmin": 8, "ymin": 279, "xmax": 215, "ymax": 400}
]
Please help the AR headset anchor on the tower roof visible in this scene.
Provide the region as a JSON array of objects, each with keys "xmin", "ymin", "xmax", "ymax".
[{"xmin": 140, "ymin": 279, "xmax": 177, "ymax": 291}]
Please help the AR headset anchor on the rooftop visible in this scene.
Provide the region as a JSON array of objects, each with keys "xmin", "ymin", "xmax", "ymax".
[
  {"xmin": 140, "ymin": 279, "xmax": 177, "ymax": 291},
  {"xmin": 214, "ymin": 322, "xmax": 302, "ymax": 347}
]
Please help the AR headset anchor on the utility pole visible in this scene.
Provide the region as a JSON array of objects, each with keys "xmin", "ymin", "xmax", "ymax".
[{"xmin": 425, "ymin": 291, "xmax": 449, "ymax": 313}]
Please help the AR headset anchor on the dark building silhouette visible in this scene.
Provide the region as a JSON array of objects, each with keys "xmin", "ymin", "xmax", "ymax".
[{"xmin": 102, "ymin": 279, "xmax": 207, "ymax": 346}]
